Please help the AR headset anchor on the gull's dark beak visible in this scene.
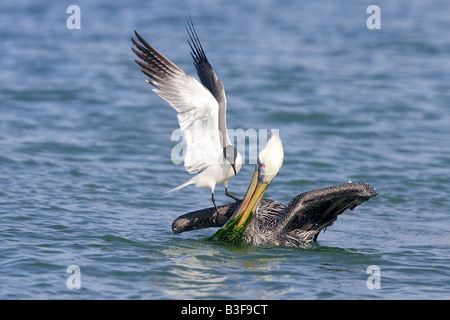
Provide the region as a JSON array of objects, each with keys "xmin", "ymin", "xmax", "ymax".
[{"xmin": 231, "ymin": 163, "xmax": 237, "ymax": 176}]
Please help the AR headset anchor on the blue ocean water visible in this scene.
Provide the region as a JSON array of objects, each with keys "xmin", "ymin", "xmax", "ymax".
[{"xmin": 1, "ymin": 0, "xmax": 449, "ymax": 299}]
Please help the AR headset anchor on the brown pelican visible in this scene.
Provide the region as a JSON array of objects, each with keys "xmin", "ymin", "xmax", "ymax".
[
  {"xmin": 131, "ymin": 19, "xmax": 242, "ymax": 211},
  {"xmin": 172, "ymin": 134, "xmax": 377, "ymax": 248}
]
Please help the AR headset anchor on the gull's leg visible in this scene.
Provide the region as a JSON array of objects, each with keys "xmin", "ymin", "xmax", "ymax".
[
  {"xmin": 211, "ymin": 192, "xmax": 220, "ymax": 214},
  {"xmin": 225, "ymin": 186, "xmax": 240, "ymax": 202}
]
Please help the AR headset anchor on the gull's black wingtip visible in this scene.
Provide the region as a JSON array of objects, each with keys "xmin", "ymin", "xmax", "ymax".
[
  {"xmin": 131, "ymin": 30, "xmax": 141, "ymax": 48},
  {"xmin": 186, "ymin": 13, "xmax": 194, "ymax": 25},
  {"xmin": 133, "ymin": 30, "xmax": 147, "ymax": 46}
]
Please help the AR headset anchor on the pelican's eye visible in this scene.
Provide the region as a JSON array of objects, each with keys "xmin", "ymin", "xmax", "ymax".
[{"xmin": 257, "ymin": 158, "xmax": 266, "ymax": 178}]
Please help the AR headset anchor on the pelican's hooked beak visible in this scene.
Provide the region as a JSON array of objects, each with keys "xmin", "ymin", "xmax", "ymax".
[{"xmin": 235, "ymin": 164, "xmax": 269, "ymax": 228}]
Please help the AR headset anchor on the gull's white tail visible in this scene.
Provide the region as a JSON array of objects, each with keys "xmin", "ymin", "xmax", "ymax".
[{"xmin": 168, "ymin": 178, "xmax": 194, "ymax": 193}]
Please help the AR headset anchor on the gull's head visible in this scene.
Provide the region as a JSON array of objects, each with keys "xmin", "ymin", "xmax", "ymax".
[{"xmin": 223, "ymin": 145, "xmax": 243, "ymax": 176}]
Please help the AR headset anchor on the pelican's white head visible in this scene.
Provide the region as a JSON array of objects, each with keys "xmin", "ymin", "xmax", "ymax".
[{"xmin": 257, "ymin": 132, "xmax": 284, "ymax": 184}]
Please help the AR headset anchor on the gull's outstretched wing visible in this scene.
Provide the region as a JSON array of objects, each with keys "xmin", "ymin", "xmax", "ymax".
[
  {"xmin": 267, "ymin": 183, "xmax": 378, "ymax": 244},
  {"xmin": 186, "ymin": 18, "xmax": 231, "ymax": 148},
  {"xmin": 132, "ymin": 31, "xmax": 223, "ymax": 174}
]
